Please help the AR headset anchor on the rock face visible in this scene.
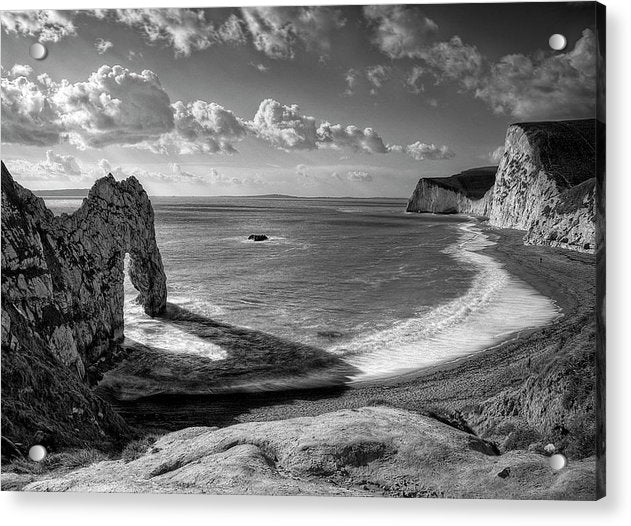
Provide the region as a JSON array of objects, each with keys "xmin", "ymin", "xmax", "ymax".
[
  {"xmin": 1, "ymin": 162, "xmax": 166, "ymax": 449},
  {"xmin": 24, "ymin": 406, "xmax": 595, "ymax": 499},
  {"xmin": 490, "ymin": 120, "xmax": 599, "ymax": 252},
  {"xmin": 406, "ymin": 120, "xmax": 601, "ymax": 253},
  {"xmin": 406, "ymin": 167, "xmax": 496, "ymax": 216}
]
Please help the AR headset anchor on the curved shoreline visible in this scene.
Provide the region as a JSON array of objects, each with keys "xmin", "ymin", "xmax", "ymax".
[
  {"xmin": 211, "ymin": 225, "xmax": 595, "ymax": 426},
  {"xmin": 341, "ymin": 220, "xmax": 560, "ymax": 383}
]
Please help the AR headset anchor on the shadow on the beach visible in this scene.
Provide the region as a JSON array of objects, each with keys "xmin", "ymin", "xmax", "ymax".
[{"xmin": 97, "ymin": 302, "xmax": 359, "ymax": 430}]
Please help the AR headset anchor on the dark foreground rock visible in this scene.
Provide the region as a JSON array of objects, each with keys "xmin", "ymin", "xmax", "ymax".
[
  {"xmin": 248, "ymin": 234, "xmax": 269, "ymax": 241},
  {"xmin": 1, "ymin": 162, "xmax": 167, "ymax": 450},
  {"xmin": 23, "ymin": 407, "xmax": 595, "ymax": 499}
]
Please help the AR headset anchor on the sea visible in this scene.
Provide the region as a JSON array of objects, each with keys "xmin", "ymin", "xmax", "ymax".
[{"xmin": 45, "ymin": 196, "xmax": 560, "ymax": 385}]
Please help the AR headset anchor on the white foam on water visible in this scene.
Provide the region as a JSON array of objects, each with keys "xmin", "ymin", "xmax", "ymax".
[
  {"xmin": 330, "ymin": 222, "xmax": 561, "ymax": 381},
  {"xmin": 123, "ymin": 270, "xmax": 227, "ymax": 360}
]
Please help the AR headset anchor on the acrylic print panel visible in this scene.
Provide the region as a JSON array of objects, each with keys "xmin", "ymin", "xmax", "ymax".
[{"xmin": 0, "ymin": 2, "xmax": 605, "ymax": 499}]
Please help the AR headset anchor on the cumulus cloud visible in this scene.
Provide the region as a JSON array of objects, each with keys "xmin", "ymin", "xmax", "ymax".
[
  {"xmin": 41, "ymin": 150, "xmax": 82, "ymax": 175},
  {"xmin": 2, "ymin": 65, "xmax": 453, "ymax": 161},
  {"xmin": 404, "ymin": 142, "xmax": 455, "ymax": 161},
  {"xmin": 363, "ymin": 5, "xmax": 438, "ymax": 59},
  {"xmin": 207, "ymin": 167, "xmax": 262, "ymax": 185},
  {"xmin": 241, "ymin": 6, "xmax": 345, "ymax": 59},
  {"xmin": 317, "ymin": 122, "xmax": 388, "ymax": 154},
  {"xmin": 1, "ymin": 10, "xmax": 76, "ymax": 42},
  {"xmin": 247, "ymin": 99, "xmax": 390, "ymax": 154},
  {"xmin": 475, "ymin": 29, "xmax": 598, "ymax": 119},
  {"xmin": 96, "ymin": 159, "xmax": 209, "ymax": 185},
  {"xmin": 97, "ymin": 158, "xmax": 117, "ymax": 176},
  {"xmin": 2, "ymin": 65, "xmax": 174, "ymax": 148},
  {"xmin": 94, "ymin": 38, "xmax": 113, "ymax": 54},
  {"xmin": 51, "ymin": 65, "xmax": 175, "ymax": 148},
  {"xmin": 138, "ymin": 100, "xmax": 247, "ymax": 155},
  {"xmin": 6, "ymin": 64, "xmax": 34, "ymax": 78},
  {"xmin": 1, "ymin": 74, "xmax": 65, "ymax": 146},
  {"xmin": 4, "ymin": 152, "xmax": 91, "ymax": 183},
  {"xmin": 346, "ymin": 170, "xmax": 373, "ymax": 182},
  {"xmin": 249, "ymin": 99, "xmax": 319, "ymax": 150}
]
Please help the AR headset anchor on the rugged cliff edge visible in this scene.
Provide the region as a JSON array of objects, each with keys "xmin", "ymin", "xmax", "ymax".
[
  {"xmin": 406, "ymin": 119, "xmax": 602, "ymax": 253},
  {"xmin": 490, "ymin": 119, "xmax": 599, "ymax": 252},
  {"xmin": 406, "ymin": 167, "xmax": 496, "ymax": 216},
  {"xmin": 1, "ymin": 162, "xmax": 167, "ymax": 451}
]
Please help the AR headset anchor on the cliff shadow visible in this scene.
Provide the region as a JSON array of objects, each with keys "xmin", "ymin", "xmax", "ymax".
[{"xmin": 96, "ymin": 302, "xmax": 359, "ymax": 429}]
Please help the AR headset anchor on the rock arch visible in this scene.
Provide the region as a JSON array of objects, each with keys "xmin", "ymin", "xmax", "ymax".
[{"xmin": 1, "ymin": 162, "xmax": 167, "ymax": 377}]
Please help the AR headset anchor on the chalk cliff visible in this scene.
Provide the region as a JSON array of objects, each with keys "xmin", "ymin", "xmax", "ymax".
[
  {"xmin": 490, "ymin": 120, "xmax": 599, "ymax": 252},
  {"xmin": 1, "ymin": 162, "xmax": 166, "ymax": 449},
  {"xmin": 406, "ymin": 120, "xmax": 601, "ymax": 253},
  {"xmin": 406, "ymin": 167, "xmax": 496, "ymax": 216}
]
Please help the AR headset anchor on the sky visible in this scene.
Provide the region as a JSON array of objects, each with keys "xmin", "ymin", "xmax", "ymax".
[{"xmin": 1, "ymin": 3, "xmax": 601, "ymax": 196}]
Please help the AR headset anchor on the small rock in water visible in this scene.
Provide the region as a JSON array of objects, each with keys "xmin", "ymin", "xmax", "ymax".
[
  {"xmin": 248, "ymin": 234, "xmax": 269, "ymax": 241},
  {"xmin": 497, "ymin": 467, "xmax": 511, "ymax": 479}
]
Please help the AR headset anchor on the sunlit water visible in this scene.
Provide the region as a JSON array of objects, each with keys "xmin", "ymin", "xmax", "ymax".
[{"xmin": 45, "ymin": 196, "xmax": 560, "ymax": 383}]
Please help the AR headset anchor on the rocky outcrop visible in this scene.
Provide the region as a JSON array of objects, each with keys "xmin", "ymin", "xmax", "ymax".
[
  {"xmin": 248, "ymin": 234, "xmax": 268, "ymax": 241},
  {"xmin": 1, "ymin": 162, "xmax": 166, "ymax": 449},
  {"xmin": 490, "ymin": 120, "xmax": 599, "ymax": 252},
  {"xmin": 23, "ymin": 406, "xmax": 596, "ymax": 499},
  {"xmin": 406, "ymin": 167, "xmax": 496, "ymax": 216}
]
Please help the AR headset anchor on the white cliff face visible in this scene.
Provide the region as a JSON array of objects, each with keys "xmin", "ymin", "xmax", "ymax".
[
  {"xmin": 407, "ymin": 120, "xmax": 599, "ymax": 253},
  {"xmin": 489, "ymin": 121, "xmax": 598, "ymax": 253},
  {"xmin": 406, "ymin": 168, "xmax": 496, "ymax": 217},
  {"xmin": 407, "ymin": 180, "xmax": 494, "ymax": 216}
]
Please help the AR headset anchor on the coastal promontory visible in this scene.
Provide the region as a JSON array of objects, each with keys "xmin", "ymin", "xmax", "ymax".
[
  {"xmin": 1, "ymin": 162, "xmax": 166, "ymax": 450},
  {"xmin": 406, "ymin": 119, "xmax": 601, "ymax": 253}
]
